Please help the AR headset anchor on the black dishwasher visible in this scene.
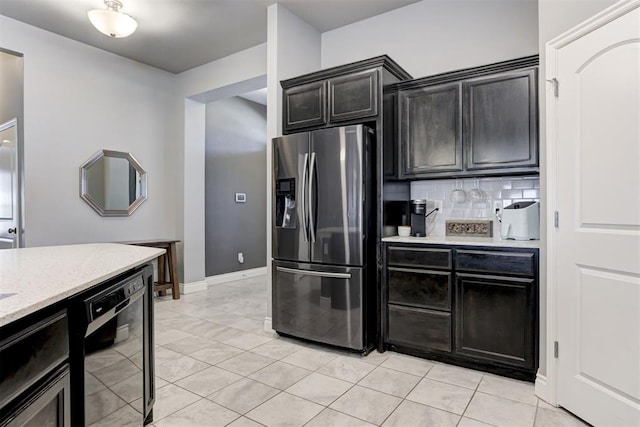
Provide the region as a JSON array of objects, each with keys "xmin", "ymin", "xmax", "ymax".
[{"xmin": 69, "ymin": 264, "xmax": 154, "ymax": 426}]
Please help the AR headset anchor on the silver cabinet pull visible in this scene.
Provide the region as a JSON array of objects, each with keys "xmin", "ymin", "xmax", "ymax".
[{"xmin": 276, "ymin": 266, "xmax": 351, "ymax": 279}]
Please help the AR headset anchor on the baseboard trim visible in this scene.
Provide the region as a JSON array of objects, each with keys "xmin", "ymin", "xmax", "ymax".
[
  {"xmin": 263, "ymin": 317, "xmax": 274, "ymax": 333},
  {"xmin": 535, "ymin": 373, "xmax": 555, "ymax": 405},
  {"xmin": 205, "ymin": 267, "xmax": 267, "ymax": 286},
  {"xmin": 180, "ymin": 280, "xmax": 208, "ymax": 295}
]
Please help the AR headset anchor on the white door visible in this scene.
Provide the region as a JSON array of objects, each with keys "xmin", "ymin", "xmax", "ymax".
[
  {"xmin": 0, "ymin": 119, "xmax": 19, "ymax": 249},
  {"xmin": 551, "ymin": 3, "xmax": 640, "ymax": 426}
]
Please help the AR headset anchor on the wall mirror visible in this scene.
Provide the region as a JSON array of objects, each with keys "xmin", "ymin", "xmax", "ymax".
[{"xmin": 80, "ymin": 149, "xmax": 147, "ymax": 217}]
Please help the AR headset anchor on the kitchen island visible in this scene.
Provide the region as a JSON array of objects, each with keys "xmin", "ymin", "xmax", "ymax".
[{"xmin": 0, "ymin": 243, "xmax": 164, "ymax": 426}]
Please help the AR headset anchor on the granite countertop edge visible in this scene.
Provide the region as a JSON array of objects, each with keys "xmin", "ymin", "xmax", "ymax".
[
  {"xmin": 0, "ymin": 243, "xmax": 165, "ymax": 327},
  {"xmin": 381, "ymin": 235, "xmax": 541, "ymax": 249}
]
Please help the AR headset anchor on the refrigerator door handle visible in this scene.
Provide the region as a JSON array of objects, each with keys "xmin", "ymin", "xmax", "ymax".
[
  {"xmin": 309, "ymin": 152, "xmax": 317, "ymax": 242},
  {"xmin": 276, "ymin": 266, "xmax": 351, "ymax": 279},
  {"xmin": 301, "ymin": 152, "xmax": 309, "ymax": 242}
]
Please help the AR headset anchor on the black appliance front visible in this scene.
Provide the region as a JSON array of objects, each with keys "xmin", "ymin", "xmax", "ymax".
[{"xmin": 69, "ymin": 264, "xmax": 154, "ymax": 426}]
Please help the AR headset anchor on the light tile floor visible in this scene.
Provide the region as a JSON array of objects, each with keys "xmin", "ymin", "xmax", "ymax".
[{"xmin": 144, "ymin": 275, "xmax": 590, "ymax": 427}]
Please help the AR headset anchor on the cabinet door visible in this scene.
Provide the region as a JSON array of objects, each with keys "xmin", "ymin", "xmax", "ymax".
[
  {"xmin": 464, "ymin": 69, "xmax": 538, "ymax": 171},
  {"xmin": 2, "ymin": 365, "xmax": 71, "ymax": 427},
  {"xmin": 283, "ymin": 81, "xmax": 327, "ymax": 132},
  {"xmin": 455, "ymin": 273, "xmax": 536, "ymax": 370},
  {"xmin": 328, "ymin": 69, "xmax": 378, "ymax": 123},
  {"xmin": 400, "ymin": 83, "xmax": 463, "ymax": 176}
]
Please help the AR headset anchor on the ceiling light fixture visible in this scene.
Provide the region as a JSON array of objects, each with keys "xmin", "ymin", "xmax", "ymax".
[{"xmin": 88, "ymin": 0, "xmax": 137, "ymax": 38}]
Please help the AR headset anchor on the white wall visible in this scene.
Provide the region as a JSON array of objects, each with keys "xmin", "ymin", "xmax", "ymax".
[
  {"xmin": 321, "ymin": 0, "xmax": 538, "ymax": 78},
  {"xmin": 265, "ymin": 4, "xmax": 321, "ymax": 329},
  {"xmin": 173, "ymin": 44, "xmax": 267, "ymax": 286},
  {"xmin": 0, "ymin": 15, "xmax": 176, "ymax": 247}
]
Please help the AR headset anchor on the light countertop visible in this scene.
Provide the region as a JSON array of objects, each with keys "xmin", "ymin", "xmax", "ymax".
[
  {"xmin": 0, "ymin": 243, "xmax": 165, "ymax": 327},
  {"xmin": 382, "ymin": 235, "xmax": 541, "ymax": 249}
]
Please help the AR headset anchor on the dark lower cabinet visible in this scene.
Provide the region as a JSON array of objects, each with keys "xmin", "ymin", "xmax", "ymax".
[
  {"xmin": 384, "ymin": 243, "xmax": 539, "ymax": 381},
  {"xmin": 0, "ymin": 365, "xmax": 70, "ymax": 427},
  {"xmin": 0, "ymin": 309, "xmax": 70, "ymax": 427},
  {"xmin": 455, "ymin": 273, "xmax": 536, "ymax": 370}
]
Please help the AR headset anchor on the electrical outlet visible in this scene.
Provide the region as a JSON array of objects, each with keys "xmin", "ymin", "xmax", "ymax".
[
  {"xmin": 237, "ymin": 252, "xmax": 244, "ymax": 263},
  {"xmin": 433, "ymin": 200, "xmax": 443, "ymax": 212},
  {"xmin": 493, "ymin": 200, "xmax": 503, "ymax": 214}
]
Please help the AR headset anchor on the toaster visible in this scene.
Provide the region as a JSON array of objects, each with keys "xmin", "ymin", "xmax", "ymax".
[{"xmin": 500, "ymin": 201, "xmax": 540, "ymax": 240}]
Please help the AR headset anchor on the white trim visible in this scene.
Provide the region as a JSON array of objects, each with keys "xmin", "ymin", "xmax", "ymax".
[
  {"xmin": 205, "ymin": 267, "xmax": 267, "ymax": 286},
  {"xmin": 535, "ymin": 373, "xmax": 554, "ymax": 405},
  {"xmin": 547, "ymin": 0, "xmax": 639, "ymax": 49},
  {"xmin": 544, "ymin": 37, "xmax": 559, "ymax": 406},
  {"xmin": 543, "ymin": 0, "xmax": 640, "ymax": 408},
  {"xmin": 263, "ymin": 317, "xmax": 273, "ymax": 333},
  {"xmin": 180, "ymin": 280, "xmax": 208, "ymax": 294}
]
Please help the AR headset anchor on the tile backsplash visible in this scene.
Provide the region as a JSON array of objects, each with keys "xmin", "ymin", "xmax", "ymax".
[{"xmin": 409, "ymin": 176, "xmax": 540, "ymax": 236}]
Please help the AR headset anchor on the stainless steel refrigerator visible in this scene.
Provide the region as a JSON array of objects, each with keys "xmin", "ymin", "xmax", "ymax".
[{"xmin": 272, "ymin": 125, "xmax": 376, "ymax": 352}]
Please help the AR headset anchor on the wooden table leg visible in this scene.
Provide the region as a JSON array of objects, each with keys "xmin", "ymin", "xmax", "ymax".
[
  {"xmin": 157, "ymin": 253, "xmax": 167, "ymax": 296},
  {"xmin": 168, "ymin": 242, "xmax": 180, "ymax": 300}
]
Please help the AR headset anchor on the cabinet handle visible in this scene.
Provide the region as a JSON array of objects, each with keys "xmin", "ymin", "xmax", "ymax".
[{"xmin": 8, "ymin": 228, "xmax": 16, "ymax": 234}]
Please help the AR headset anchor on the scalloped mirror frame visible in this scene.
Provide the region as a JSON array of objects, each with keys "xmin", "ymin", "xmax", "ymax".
[{"xmin": 80, "ymin": 149, "xmax": 147, "ymax": 217}]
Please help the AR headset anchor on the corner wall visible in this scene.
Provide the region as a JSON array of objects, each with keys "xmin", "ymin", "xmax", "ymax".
[
  {"xmin": 321, "ymin": 0, "xmax": 538, "ymax": 78},
  {"xmin": 173, "ymin": 44, "xmax": 267, "ymax": 287},
  {"xmin": 205, "ymin": 97, "xmax": 267, "ymax": 276},
  {"xmin": 265, "ymin": 4, "xmax": 322, "ymax": 329},
  {"xmin": 0, "ymin": 15, "xmax": 176, "ymax": 247}
]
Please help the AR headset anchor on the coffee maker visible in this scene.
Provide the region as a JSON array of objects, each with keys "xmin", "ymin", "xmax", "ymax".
[{"xmin": 410, "ymin": 199, "xmax": 427, "ymax": 237}]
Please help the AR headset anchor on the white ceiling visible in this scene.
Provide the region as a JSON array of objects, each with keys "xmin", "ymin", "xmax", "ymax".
[{"xmin": 0, "ymin": 0, "xmax": 420, "ymax": 74}]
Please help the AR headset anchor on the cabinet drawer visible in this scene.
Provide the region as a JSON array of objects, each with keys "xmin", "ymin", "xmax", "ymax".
[
  {"xmin": 328, "ymin": 69, "xmax": 378, "ymax": 122},
  {"xmin": 387, "ymin": 305, "xmax": 451, "ymax": 352},
  {"xmin": 456, "ymin": 249, "xmax": 536, "ymax": 277},
  {"xmin": 387, "ymin": 246, "xmax": 452, "ymax": 269},
  {"xmin": 283, "ymin": 81, "xmax": 327, "ymax": 131},
  {"xmin": 0, "ymin": 311, "xmax": 69, "ymax": 408},
  {"xmin": 388, "ymin": 267, "xmax": 451, "ymax": 311}
]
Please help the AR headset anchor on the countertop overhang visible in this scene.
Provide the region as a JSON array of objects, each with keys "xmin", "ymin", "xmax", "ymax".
[
  {"xmin": 382, "ymin": 235, "xmax": 540, "ymax": 249},
  {"xmin": 0, "ymin": 243, "xmax": 165, "ymax": 327}
]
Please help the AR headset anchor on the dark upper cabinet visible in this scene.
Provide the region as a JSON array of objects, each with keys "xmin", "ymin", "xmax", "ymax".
[
  {"xmin": 399, "ymin": 83, "xmax": 462, "ymax": 176},
  {"xmin": 395, "ymin": 55, "xmax": 539, "ymax": 179},
  {"xmin": 464, "ymin": 69, "xmax": 538, "ymax": 171},
  {"xmin": 281, "ymin": 56, "xmax": 412, "ymax": 135},
  {"xmin": 328, "ymin": 69, "xmax": 378, "ymax": 123},
  {"xmin": 283, "ymin": 81, "xmax": 327, "ymax": 131}
]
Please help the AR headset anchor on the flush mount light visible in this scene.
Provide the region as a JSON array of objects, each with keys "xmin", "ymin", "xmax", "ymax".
[{"xmin": 88, "ymin": 0, "xmax": 137, "ymax": 38}]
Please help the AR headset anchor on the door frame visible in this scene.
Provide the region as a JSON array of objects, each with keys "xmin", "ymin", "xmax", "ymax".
[
  {"xmin": 542, "ymin": 0, "xmax": 640, "ymax": 406},
  {"xmin": 0, "ymin": 117, "xmax": 23, "ymax": 248}
]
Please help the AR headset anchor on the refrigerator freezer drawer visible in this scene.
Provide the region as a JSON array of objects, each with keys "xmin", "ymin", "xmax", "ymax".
[{"xmin": 272, "ymin": 261, "xmax": 364, "ymax": 350}]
